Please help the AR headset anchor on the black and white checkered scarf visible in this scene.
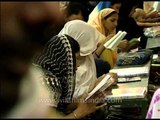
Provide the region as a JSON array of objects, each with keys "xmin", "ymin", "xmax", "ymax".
[{"xmin": 34, "ymin": 34, "xmax": 77, "ymax": 112}]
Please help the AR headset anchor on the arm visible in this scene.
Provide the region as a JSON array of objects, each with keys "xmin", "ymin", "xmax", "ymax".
[
  {"xmin": 93, "ymin": 34, "xmax": 114, "ymax": 58},
  {"xmin": 47, "ymin": 97, "xmax": 106, "ymax": 119},
  {"xmin": 136, "ymin": 21, "xmax": 160, "ymax": 27}
]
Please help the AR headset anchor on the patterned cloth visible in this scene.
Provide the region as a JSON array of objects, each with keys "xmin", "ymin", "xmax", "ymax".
[
  {"xmin": 34, "ymin": 34, "xmax": 78, "ymax": 112},
  {"xmin": 146, "ymin": 88, "xmax": 160, "ymax": 119},
  {"xmin": 117, "ymin": 50, "xmax": 152, "ymax": 66}
]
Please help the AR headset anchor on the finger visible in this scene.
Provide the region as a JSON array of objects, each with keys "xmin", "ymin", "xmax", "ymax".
[
  {"xmin": 81, "ymin": 92, "xmax": 89, "ymax": 100},
  {"xmin": 96, "ymin": 103, "xmax": 107, "ymax": 110},
  {"xmin": 97, "ymin": 74, "xmax": 106, "ymax": 80}
]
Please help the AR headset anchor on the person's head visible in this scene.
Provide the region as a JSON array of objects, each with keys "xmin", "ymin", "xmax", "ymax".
[
  {"xmin": 64, "ymin": 2, "xmax": 90, "ymax": 22},
  {"xmin": 34, "ymin": 34, "xmax": 80, "ymax": 111},
  {"xmin": 132, "ymin": 8, "xmax": 146, "ymax": 20},
  {"xmin": 58, "ymin": 20, "xmax": 105, "ymax": 59},
  {"xmin": 119, "ymin": 0, "xmax": 138, "ymax": 18},
  {"xmin": 1, "ymin": 2, "xmax": 65, "ymax": 80},
  {"xmin": 0, "ymin": 2, "xmax": 65, "ymax": 116},
  {"xmin": 101, "ymin": 8, "xmax": 119, "ymax": 34},
  {"xmin": 110, "ymin": 0, "xmax": 122, "ymax": 13}
]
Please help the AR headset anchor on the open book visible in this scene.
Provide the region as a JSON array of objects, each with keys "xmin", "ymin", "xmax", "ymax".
[
  {"xmin": 104, "ymin": 31, "xmax": 127, "ymax": 50},
  {"xmin": 85, "ymin": 74, "xmax": 115, "ymax": 101},
  {"xmin": 105, "ymin": 87, "xmax": 147, "ymax": 100}
]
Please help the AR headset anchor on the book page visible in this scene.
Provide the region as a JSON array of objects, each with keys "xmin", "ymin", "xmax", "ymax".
[
  {"xmin": 85, "ymin": 74, "xmax": 111, "ymax": 101},
  {"xmin": 104, "ymin": 31, "xmax": 122, "ymax": 48},
  {"xmin": 107, "ymin": 31, "xmax": 127, "ymax": 50},
  {"xmin": 104, "ymin": 31, "xmax": 127, "ymax": 50}
]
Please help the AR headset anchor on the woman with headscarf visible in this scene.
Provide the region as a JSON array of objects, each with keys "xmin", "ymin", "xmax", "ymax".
[
  {"xmin": 117, "ymin": 1, "xmax": 151, "ymax": 50},
  {"xmin": 7, "ymin": 34, "xmax": 105, "ymax": 118},
  {"xmin": 88, "ymin": 0, "xmax": 122, "ymax": 21},
  {"xmin": 57, "ymin": 21, "xmax": 117, "ymax": 119},
  {"xmin": 117, "ymin": 1, "xmax": 144, "ymax": 41},
  {"xmin": 88, "ymin": 8, "xmax": 129, "ymax": 68},
  {"xmin": 58, "ymin": 20, "xmax": 110, "ymax": 99}
]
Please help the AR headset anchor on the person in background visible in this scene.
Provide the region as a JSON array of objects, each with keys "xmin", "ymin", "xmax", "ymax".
[
  {"xmin": 88, "ymin": 0, "xmax": 122, "ymax": 21},
  {"xmin": 63, "ymin": 2, "xmax": 90, "ymax": 22},
  {"xmin": 58, "ymin": 20, "xmax": 109, "ymax": 99},
  {"xmin": 7, "ymin": 34, "xmax": 106, "ymax": 118},
  {"xmin": 43, "ymin": 1, "xmax": 94, "ymax": 48},
  {"xmin": 116, "ymin": 0, "xmax": 144, "ymax": 41},
  {"xmin": 116, "ymin": 0, "xmax": 150, "ymax": 50},
  {"xmin": 0, "ymin": 2, "xmax": 106, "ymax": 118},
  {"xmin": 146, "ymin": 88, "xmax": 160, "ymax": 119},
  {"xmin": 88, "ymin": 8, "xmax": 129, "ymax": 68},
  {"xmin": 61, "ymin": 2, "xmax": 111, "ymax": 78},
  {"xmin": 0, "ymin": 2, "xmax": 64, "ymax": 117},
  {"xmin": 131, "ymin": 1, "xmax": 160, "ymax": 27}
]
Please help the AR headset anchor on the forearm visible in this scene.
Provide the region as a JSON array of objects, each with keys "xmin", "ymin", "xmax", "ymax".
[
  {"xmin": 93, "ymin": 44, "xmax": 105, "ymax": 58},
  {"xmin": 144, "ymin": 17, "xmax": 160, "ymax": 22},
  {"xmin": 137, "ymin": 21, "xmax": 160, "ymax": 27}
]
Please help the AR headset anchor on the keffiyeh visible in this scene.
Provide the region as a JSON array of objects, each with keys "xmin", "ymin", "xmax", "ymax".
[{"xmin": 34, "ymin": 35, "xmax": 77, "ymax": 111}]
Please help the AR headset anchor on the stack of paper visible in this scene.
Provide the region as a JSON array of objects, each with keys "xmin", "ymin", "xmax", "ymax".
[
  {"xmin": 104, "ymin": 31, "xmax": 127, "ymax": 50},
  {"xmin": 109, "ymin": 66, "xmax": 149, "ymax": 78},
  {"xmin": 105, "ymin": 87, "xmax": 147, "ymax": 100}
]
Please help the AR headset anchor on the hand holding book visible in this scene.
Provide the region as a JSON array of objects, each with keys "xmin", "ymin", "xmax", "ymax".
[
  {"xmin": 103, "ymin": 31, "xmax": 127, "ymax": 50},
  {"xmin": 85, "ymin": 73, "xmax": 118, "ymax": 102}
]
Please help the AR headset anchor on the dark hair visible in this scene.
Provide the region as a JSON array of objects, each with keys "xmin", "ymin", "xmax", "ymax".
[
  {"xmin": 65, "ymin": 2, "xmax": 92, "ymax": 22},
  {"xmin": 119, "ymin": 0, "xmax": 138, "ymax": 18},
  {"xmin": 110, "ymin": 0, "xmax": 122, "ymax": 6},
  {"xmin": 104, "ymin": 11, "xmax": 117, "ymax": 20}
]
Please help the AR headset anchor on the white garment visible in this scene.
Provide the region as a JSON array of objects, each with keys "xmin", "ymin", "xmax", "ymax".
[
  {"xmin": 73, "ymin": 54, "xmax": 97, "ymax": 98},
  {"xmin": 58, "ymin": 20, "xmax": 104, "ymax": 56},
  {"xmin": 7, "ymin": 64, "xmax": 57, "ymax": 118},
  {"xmin": 58, "ymin": 20, "xmax": 104, "ymax": 98}
]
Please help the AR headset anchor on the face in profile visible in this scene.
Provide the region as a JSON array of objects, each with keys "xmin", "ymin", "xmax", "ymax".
[
  {"xmin": 103, "ymin": 12, "xmax": 119, "ymax": 34},
  {"xmin": 111, "ymin": 3, "xmax": 122, "ymax": 13}
]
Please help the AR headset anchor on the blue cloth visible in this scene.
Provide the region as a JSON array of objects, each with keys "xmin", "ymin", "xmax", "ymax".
[
  {"xmin": 97, "ymin": 1, "xmax": 111, "ymax": 11},
  {"xmin": 117, "ymin": 50, "xmax": 152, "ymax": 66}
]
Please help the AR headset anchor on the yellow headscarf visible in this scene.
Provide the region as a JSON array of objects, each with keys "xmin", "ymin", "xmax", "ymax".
[
  {"xmin": 88, "ymin": 8, "xmax": 118, "ymax": 68},
  {"xmin": 88, "ymin": 8, "xmax": 116, "ymax": 35}
]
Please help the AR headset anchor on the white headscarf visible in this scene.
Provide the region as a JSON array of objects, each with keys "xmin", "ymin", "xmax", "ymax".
[{"xmin": 58, "ymin": 20, "xmax": 105, "ymax": 98}]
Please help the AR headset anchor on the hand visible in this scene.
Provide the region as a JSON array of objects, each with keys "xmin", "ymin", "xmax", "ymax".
[
  {"xmin": 118, "ymin": 39, "xmax": 129, "ymax": 49},
  {"xmin": 94, "ymin": 74, "xmax": 106, "ymax": 87},
  {"xmin": 74, "ymin": 93, "xmax": 107, "ymax": 118},
  {"xmin": 109, "ymin": 72, "xmax": 118, "ymax": 85},
  {"xmin": 102, "ymin": 34, "xmax": 114, "ymax": 44}
]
